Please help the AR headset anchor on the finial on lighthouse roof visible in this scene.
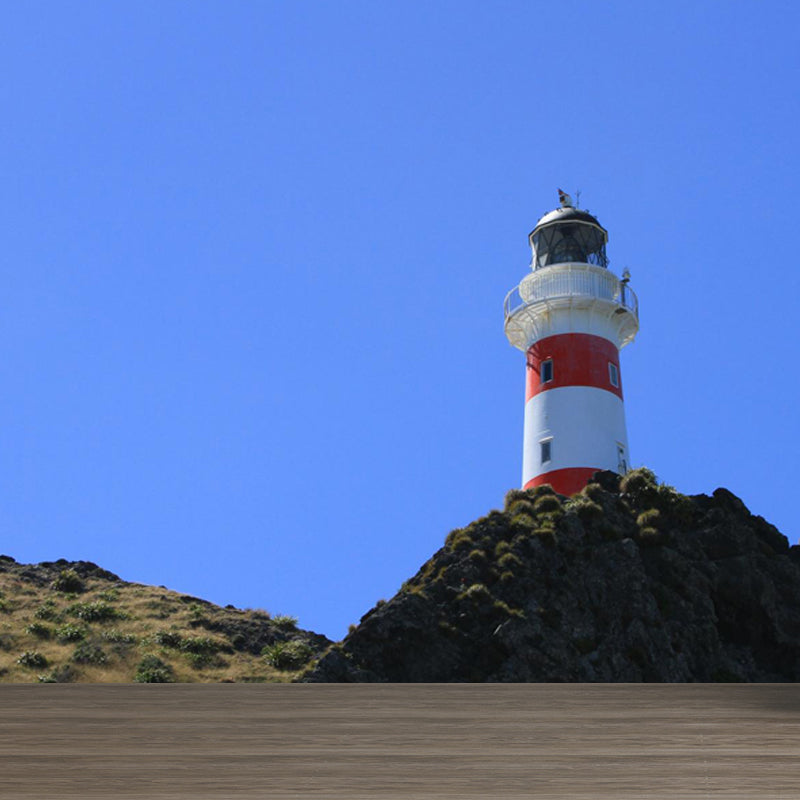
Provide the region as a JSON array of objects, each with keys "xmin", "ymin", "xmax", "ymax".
[{"xmin": 557, "ymin": 188, "xmax": 573, "ymax": 208}]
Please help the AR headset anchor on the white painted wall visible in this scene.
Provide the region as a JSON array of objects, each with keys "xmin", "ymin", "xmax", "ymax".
[{"xmin": 522, "ymin": 385, "xmax": 629, "ymax": 486}]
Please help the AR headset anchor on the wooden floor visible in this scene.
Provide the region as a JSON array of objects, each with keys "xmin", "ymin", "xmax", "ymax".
[{"xmin": 1, "ymin": 684, "xmax": 798, "ymax": 799}]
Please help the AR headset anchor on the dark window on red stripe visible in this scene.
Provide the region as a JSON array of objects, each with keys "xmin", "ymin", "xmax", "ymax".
[{"xmin": 541, "ymin": 359, "xmax": 553, "ymax": 384}]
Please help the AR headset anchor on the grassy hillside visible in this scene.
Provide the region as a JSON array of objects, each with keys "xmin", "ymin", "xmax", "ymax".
[{"xmin": 0, "ymin": 557, "xmax": 330, "ymax": 683}]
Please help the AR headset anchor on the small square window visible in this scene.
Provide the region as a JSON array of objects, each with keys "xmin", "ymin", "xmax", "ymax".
[
  {"xmin": 541, "ymin": 359, "xmax": 554, "ymax": 384},
  {"xmin": 608, "ymin": 362, "xmax": 619, "ymax": 388},
  {"xmin": 541, "ymin": 440, "xmax": 552, "ymax": 464}
]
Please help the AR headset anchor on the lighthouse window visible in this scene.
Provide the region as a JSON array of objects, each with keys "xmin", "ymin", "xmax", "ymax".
[
  {"xmin": 541, "ymin": 359, "xmax": 554, "ymax": 384},
  {"xmin": 608, "ymin": 362, "xmax": 619, "ymax": 387},
  {"xmin": 540, "ymin": 440, "xmax": 552, "ymax": 465},
  {"xmin": 617, "ymin": 444, "xmax": 628, "ymax": 474}
]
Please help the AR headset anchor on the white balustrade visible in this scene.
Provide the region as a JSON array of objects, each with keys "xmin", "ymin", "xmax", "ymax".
[{"xmin": 504, "ymin": 263, "xmax": 638, "ymax": 321}]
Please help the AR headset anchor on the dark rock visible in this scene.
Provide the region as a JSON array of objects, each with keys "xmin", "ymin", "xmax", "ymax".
[{"xmin": 303, "ymin": 474, "xmax": 800, "ymax": 683}]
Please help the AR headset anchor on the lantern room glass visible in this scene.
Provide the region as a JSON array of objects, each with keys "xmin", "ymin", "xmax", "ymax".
[{"xmin": 532, "ymin": 222, "xmax": 608, "ymax": 270}]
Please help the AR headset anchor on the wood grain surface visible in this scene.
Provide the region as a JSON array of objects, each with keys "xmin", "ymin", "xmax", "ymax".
[{"xmin": 1, "ymin": 684, "xmax": 798, "ymax": 799}]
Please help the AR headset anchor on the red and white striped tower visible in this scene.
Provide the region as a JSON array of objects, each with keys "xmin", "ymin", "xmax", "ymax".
[{"xmin": 503, "ymin": 191, "xmax": 639, "ymax": 495}]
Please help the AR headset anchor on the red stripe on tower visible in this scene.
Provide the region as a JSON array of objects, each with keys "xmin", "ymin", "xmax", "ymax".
[
  {"xmin": 524, "ymin": 468, "xmax": 598, "ymax": 496},
  {"xmin": 526, "ymin": 333, "xmax": 622, "ymax": 402}
]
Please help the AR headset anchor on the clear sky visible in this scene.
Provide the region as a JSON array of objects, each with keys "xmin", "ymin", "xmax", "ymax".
[{"xmin": 2, "ymin": 1, "xmax": 798, "ymax": 640}]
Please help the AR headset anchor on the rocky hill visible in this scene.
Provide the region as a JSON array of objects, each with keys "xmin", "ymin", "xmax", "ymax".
[
  {"xmin": 0, "ymin": 557, "xmax": 330, "ymax": 683},
  {"xmin": 303, "ymin": 469, "xmax": 800, "ymax": 682},
  {"xmin": 4, "ymin": 468, "xmax": 798, "ymax": 683}
]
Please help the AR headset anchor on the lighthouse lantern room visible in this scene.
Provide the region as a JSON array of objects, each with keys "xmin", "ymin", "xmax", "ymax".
[{"xmin": 503, "ymin": 191, "xmax": 639, "ymax": 496}]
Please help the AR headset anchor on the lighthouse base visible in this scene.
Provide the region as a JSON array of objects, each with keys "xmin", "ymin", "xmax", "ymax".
[{"xmin": 524, "ymin": 467, "xmax": 598, "ymax": 497}]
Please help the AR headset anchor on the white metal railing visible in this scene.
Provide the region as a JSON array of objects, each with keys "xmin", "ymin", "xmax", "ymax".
[{"xmin": 503, "ymin": 263, "xmax": 638, "ymax": 321}]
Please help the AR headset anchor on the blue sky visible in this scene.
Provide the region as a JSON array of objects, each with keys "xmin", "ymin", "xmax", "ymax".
[{"xmin": 1, "ymin": 1, "xmax": 798, "ymax": 640}]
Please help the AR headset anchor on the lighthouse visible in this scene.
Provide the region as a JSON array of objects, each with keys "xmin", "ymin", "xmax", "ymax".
[{"xmin": 503, "ymin": 191, "xmax": 639, "ymax": 495}]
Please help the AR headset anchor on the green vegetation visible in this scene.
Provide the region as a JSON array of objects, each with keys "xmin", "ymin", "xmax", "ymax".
[
  {"xmin": 55, "ymin": 623, "xmax": 88, "ymax": 643},
  {"xmin": 25, "ymin": 622, "xmax": 52, "ymax": 639},
  {"xmin": 134, "ymin": 655, "xmax": 174, "ymax": 683},
  {"xmin": 567, "ymin": 493, "xmax": 604, "ymax": 523},
  {"xmin": 34, "ymin": 601, "xmax": 58, "ymax": 620},
  {"xmin": 445, "ymin": 528, "xmax": 473, "ymax": 551},
  {"xmin": 533, "ymin": 493, "xmax": 562, "ymax": 514},
  {"xmin": 0, "ymin": 560, "xmax": 328, "ymax": 683},
  {"xmin": 497, "ymin": 552, "xmax": 522, "ymax": 571},
  {"xmin": 457, "ymin": 583, "xmax": 492, "ymax": 604},
  {"xmin": 262, "ymin": 641, "xmax": 313, "ymax": 670},
  {"xmin": 69, "ymin": 601, "xmax": 125, "ymax": 622},
  {"xmin": 51, "ymin": 569, "xmax": 86, "ymax": 594},
  {"xmin": 71, "ymin": 642, "xmax": 107, "ymax": 665},
  {"xmin": 17, "ymin": 651, "xmax": 47, "ymax": 669},
  {"xmin": 468, "ymin": 549, "xmax": 488, "ymax": 566}
]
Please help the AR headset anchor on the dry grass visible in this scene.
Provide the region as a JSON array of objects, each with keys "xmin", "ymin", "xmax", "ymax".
[{"xmin": 0, "ymin": 561, "xmax": 326, "ymax": 683}]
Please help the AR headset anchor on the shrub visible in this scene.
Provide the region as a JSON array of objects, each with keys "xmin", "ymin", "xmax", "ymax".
[
  {"xmin": 262, "ymin": 640, "xmax": 314, "ymax": 670},
  {"xmin": 98, "ymin": 588, "xmax": 120, "ymax": 602},
  {"xmin": 504, "ymin": 488, "xmax": 531, "ymax": 508},
  {"xmin": 37, "ymin": 665, "xmax": 77, "ymax": 683},
  {"xmin": 499, "ymin": 570, "xmax": 515, "ymax": 584},
  {"xmin": 637, "ymin": 527, "xmax": 661, "ymax": 545},
  {"xmin": 185, "ymin": 652, "xmax": 228, "ymax": 670},
  {"xmin": 637, "ymin": 509, "xmax": 661, "ymax": 529},
  {"xmin": 25, "ymin": 622, "xmax": 52, "ymax": 639},
  {"xmin": 187, "ymin": 603, "xmax": 206, "ymax": 620},
  {"xmin": 134, "ymin": 655, "xmax": 174, "ymax": 683},
  {"xmin": 497, "ymin": 552, "xmax": 523, "ymax": 571},
  {"xmin": 569, "ymin": 495, "xmax": 604, "ymax": 523},
  {"xmin": 492, "ymin": 599, "xmax": 524, "ymax": 618},
  {"xmin": 534, "ymin": 494, "xmax": 562, "ymax": 513},
  {"xmin": 505, "ymin": 499, "xmax": 537, "ymax": 517},
  {"xmin": 69, "ymin": 601, "xmax": 124, "ymax": 622},
  {"xmin": 56, "ymin": 623, "xmax": 88, "ymax": 643},
  {"xmin": 180, "ymin": 636, "xmax": 227, "ymax": 654},
  {"xmin": 656, "ymin": 484, "xmax": 695, "ymax": 525},
  {"xmin": 445, "ymin": 528, "xmax": 473, "ymax": 551},
  {"xmin": 72, "ymin": 642, "xmax": 107, "ymax": 665},
  {"xmin": 494, "ymin": 541, "xmax": 512, "ymax": 558},
  {"xmin": 51, "ymin": 569, "xmax": 85, "ymax": 594},
  {"xmin": 620, "ymin": 467, "xmax": 658, "ymax": 500},
  {"xmin": 34, "ymin": 601, "xmax": 58, "ymax": 621},
  {"xmin": 153, "ymin": 630, "xmax": 183, "ymax": 648},
  {"xmin": 102, "ymin": 629, "xmax": 137, "ymax": 644},
  {"xmin": 468, "ymin": 549, "xmax": 488, "ymax": 566},
  {"xmin": 271, "ymin": 615, "xmax": 298, "ymax": 630},
  {"xmin": 583, "ymin": 483, "xmax": 606, "ymax": 503},
  {"xmin": 510, "ymin": 513, "xmax": 536, "ymax": 531},
  {"xmin": 457, "ymin": 583, "xmax": 492, "ymax": 604},
  {"xmin": 17, "ymin": 651, "xmax": 48, "ymax": 669}
]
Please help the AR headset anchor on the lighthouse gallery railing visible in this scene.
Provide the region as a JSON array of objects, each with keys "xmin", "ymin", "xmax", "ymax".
[{"xmin": 503, "ymin": 263, "xmax": 638, "ymax": 321}]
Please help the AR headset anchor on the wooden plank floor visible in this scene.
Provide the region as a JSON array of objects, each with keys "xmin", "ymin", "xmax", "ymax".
[{"xmin": 1, "ymin": 684, "xmax": 798, "ymax": 799}]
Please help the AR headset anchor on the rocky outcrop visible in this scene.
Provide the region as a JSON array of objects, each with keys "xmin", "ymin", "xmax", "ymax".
[{"xmin": 304, "ymin": 470, "xmax": 800, "ymax": 682}]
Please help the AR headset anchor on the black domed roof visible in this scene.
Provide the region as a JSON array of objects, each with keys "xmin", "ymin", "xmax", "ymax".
[{"xmin": 530, "ymin": 206, "xmax": 607, "ymax": 238}]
